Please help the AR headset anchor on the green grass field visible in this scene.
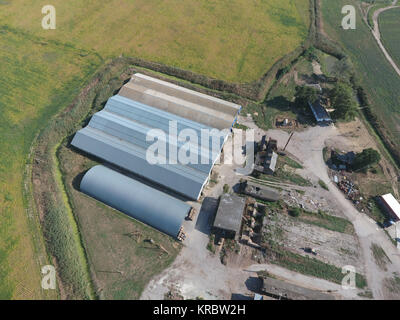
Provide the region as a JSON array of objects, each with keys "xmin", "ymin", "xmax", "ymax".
[
  {"xmin": 0, "ymin": 26, "xmax": 100, "ymax": 299},
  {"xmin": 0, "ymin": 0, "xmax": 309, "ymax": 82},
  {"xmin": 0, "ymin": 0, "xmax": 311, "ymax": 299},
  {"xmin": 321, "ymin": 0, "xmax": 400, "ymax": 157},
  {"xmin": 364, "ymin": 0, "xmax": 393, "ymax": 28},
  {"xmin": 379, "ymin": 7, "xmax": 400, "ymax": 69}
]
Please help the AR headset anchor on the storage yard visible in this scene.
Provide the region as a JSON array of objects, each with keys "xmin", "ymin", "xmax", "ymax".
[
  {"xmin": 28, "ymin": 53, "xmax": 400, "ymax": 301},
  {"xmin": 70, "ymin": 73, "xmax": 241, "ymax": 239},
  {"xmin": 61, "ymin": 54, "xmax": 400, "ymax": 301}
]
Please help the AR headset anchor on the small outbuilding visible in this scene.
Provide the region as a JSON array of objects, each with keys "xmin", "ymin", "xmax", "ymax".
[
  {"xmin": 213, "ymin": 193, "xmax": 246, "ymax": 240},
  {"xmin": 308, "ymin": 100, "xmax": 332, "ymax": 124},
  {"xmin": 380, "ymin": 193, "xmax": 400, "ymax": 222},
  {"xmin": 261, "ymin": 277, "xmax": 335, "ymax": 300},
  {"xmin": 242, "ymin": 182, "xmax": 280, "ymax": 202},
  {"xmin": 264, "ymin": 151, "xmax": 278, "ymax": 175},
  {"xmin": 80, "ymin": 165, "xmax": 191, "ymax": 238}
]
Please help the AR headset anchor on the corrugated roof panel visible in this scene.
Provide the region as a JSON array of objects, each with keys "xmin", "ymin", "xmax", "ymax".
[
  {"xmin": 105, "ymin": 95, "xmax": 227, "ymax": 146},
  {"xmin": 72, "ymin": 77, "xmax": 235, "ymax": 200},
  {"xmin": 72, "ymin": 127, "xmax": 208, "ymax": 199},
  {"xmin": 131, "ymin": 73, "xmax": 241, "ymax": 116},
  {"xmin": 118, "ymin": 83, "xmax": 235, "ymax": 129},
  {"xmin": 80, "ymin": 165, "xmax": 191, "ymax": 237},
  {"xmin": 90, "ymin": 110, "xmax": 221, "ymax": 168},
  {"xmin": 107, "ymin": 95, "xmax": 218, "ymax": 134},
  {"xmin": 82, "ymin": 113, "xmax": 217, "ymax": 174}
]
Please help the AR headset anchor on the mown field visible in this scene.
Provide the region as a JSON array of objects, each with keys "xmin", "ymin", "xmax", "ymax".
[
  {"xmin": 379, "ymin": 7, "xmax": 400, "ymax": 69},
  {"xmin": 0, "ymin": 0, "xmax": 309, "ymax": 83},
  {"xmin": 321, "ymin": 0, "xmax": 400, "ymax": 159}
]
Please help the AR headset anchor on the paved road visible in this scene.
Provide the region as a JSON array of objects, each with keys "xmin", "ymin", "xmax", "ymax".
[{"xmin": 371, "ymin": 0, "xmax": 400, "ymax": 77}]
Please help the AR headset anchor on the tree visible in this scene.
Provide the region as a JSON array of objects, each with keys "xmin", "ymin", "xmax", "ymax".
[
  {"xmin": 329, "ymin": 82, "xmax": 358, "ymax": 120},
  {"xmin": 351, "ymin": 148, "xmax": 381, "ymax": 171},
  {"xmin": 294, "ymin": 86, "xmax": 319, "ymax": 113},
  {"xmin": 304, "ymin": 47, "xmax": 319, "ymax": 63}
]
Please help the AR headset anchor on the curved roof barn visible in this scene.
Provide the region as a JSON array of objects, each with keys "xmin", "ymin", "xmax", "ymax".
[{"xmin": 80, "ymin": 165, "xmax": 191, "ymax": 237}]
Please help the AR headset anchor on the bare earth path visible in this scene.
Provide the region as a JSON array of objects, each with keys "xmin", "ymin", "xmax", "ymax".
[
  {"xmin": 371, "ymin": 0, "xmax": 400, "ymax": 77},
  {"xmin": 266, "ymin": 125, "xmax": 400, "ymax": 299},
  {"xmin": 140, "ymin": 134, "xmax": 362, "ymax": 300},
  {"xmin": 141, "ymin": 119, "xmax": 400, "ymax": 300}
]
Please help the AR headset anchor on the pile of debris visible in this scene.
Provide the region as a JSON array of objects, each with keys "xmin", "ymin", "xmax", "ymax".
[
  {"xmin": 337, "ymin": 178, "xmax": 360, "ymax": 201},
  {"xmin": 253, "ymin": 136, "xmax": 279, "ymax": 175},
  {"xmin": 177, "ymin": 227, "xmax": 187, "ymax": 242},
  {"xmin": 334, "ymin": 174, "xmax": 367, "ymax": 212},
  {"xmin": 275, "ymin": 117, "xmax": 298, "ymax": 129},
  {"xmin": 282, "ymin": 189, "xmax": 328, "ymax": 213},
  {"xmin": 241, "ymin": 200, "xmax": 266, "ymax": 249}
]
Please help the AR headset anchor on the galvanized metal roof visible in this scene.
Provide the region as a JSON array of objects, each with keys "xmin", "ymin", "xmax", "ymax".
[
  {"xmin": 118, "ymin": 73, "xmax": 242, "ymax": 130},
  {"xmin": 80, "ymin": 165, "xmax": 191, "ymax": 237},
  {"xmin": 308, "ymin": 100, "xmax": 332, "ymax": 122},
  {"xmin": 72, "ymin": 95, "xmax": 229, "ymax": 199}
]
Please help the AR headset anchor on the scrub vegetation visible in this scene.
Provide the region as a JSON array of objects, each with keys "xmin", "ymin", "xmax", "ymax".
[
  {"xmin": 371, "ymin": 242, "xmax": 392, "ymax": 271},
  {"xmin": 264, "ymin": 240, "xmax": 367, "ymax": 289}
]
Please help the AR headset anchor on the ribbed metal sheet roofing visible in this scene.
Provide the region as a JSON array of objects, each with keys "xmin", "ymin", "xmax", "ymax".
[
  {"xmin": 118, "ymin": 73, "xmax": 242, "ymax": 130},
  {"xmin": 80, "ymin": 165, "xmax": 191, "ymax": 237},
  {"xmin": 72, "ymin": 95, "xmax": 230, "ymax": 199}
]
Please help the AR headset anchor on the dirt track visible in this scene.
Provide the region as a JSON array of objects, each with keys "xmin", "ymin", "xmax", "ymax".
[
  {"xmin": 264, "ymin": 124, "xmax": 400, "ymax": 299},
  {"xmin": 371, "ymin": 0, "xmax": 400, "ymax": 77},
  {"xmin": 141, "ymin": 115, "xmax": 400, "ymax": 300}
]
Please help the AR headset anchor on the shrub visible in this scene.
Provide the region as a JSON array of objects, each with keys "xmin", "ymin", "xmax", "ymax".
[
  {"xmin": 352, "ymin": 148, "xmax": 381, "ymax": 171},
  {"xmin": 289, "ymin": 207, "xmax": 302, "ymax": 217},
  {"xmin": 223, "ymin": 184, "xmax": 230, "ymax": 194}
]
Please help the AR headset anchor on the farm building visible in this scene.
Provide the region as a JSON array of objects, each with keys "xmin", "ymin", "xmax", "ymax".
[
  {"xmin": 380, "ymin": 193, "xmax": 400, "ymax": 222},
  {"xmin": 261, "ymin": 277, "xmax": 335, "ymax": 300},
  {"xmin": 308, "ymin": 100, "xmax": 332, "ymax": 124},
  {"xmin": 242, "ymin": 182, "xmax": 280, "ymax": 202},
  {"xmin": 213, "ymin": 193, "xmax": 246, "ymax": 240},
  {"xmin": 264, "ymin": 150, "xmax": 278, "ymax": 175},
  {"xmin": 71, "ymin": 74, "xmax": 242, "ymax": 199},
  {"xmin": 80, "ymin": 165, "xmax": 191, "ymax": 238},
  {"xmin": 119, "ymin": 73, "xmax": 241, "ymax": 130}
]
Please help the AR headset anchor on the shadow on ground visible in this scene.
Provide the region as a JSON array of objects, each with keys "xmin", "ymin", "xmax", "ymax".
[{"xmin": 195, "ymin": 197, "xmax": 219, "ymax": 235}]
